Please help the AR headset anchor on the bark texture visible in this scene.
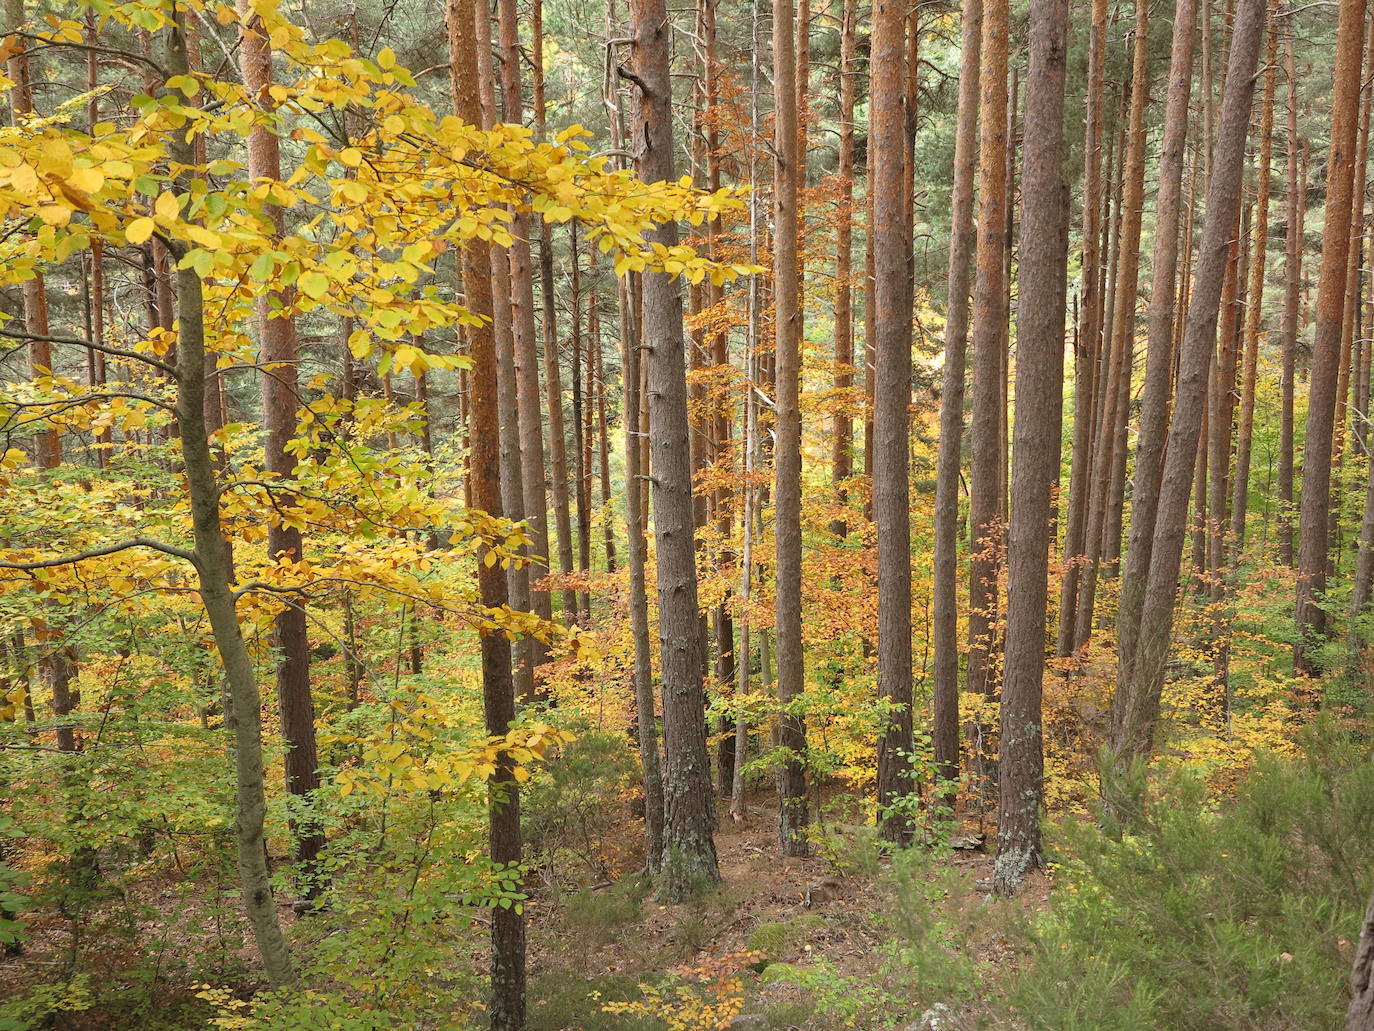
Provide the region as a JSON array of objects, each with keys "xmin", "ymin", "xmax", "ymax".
[{"xmin": 992, "ymin": 0, "xmax": 1068, "ymax": 897}]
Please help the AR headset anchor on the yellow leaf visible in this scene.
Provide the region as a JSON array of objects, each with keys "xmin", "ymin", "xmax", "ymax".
[
  {"xmin": 126, "ymin": 217, "xmax": 155, "ymax": 244},
  {"xmin": 37, "ymin": 204, "xmax": 71, "ymax": 226},
  {"xmin": 377, "ymin": 46, "xmax": 396, "ymax": 70},
  {"xmin": 298, "ymin": 271, "xmax": 329, "ymax": 300},
  {"xmin": 68, "ymin": 166, "xmax": 104, "ymax": 194},
  {"xmin": 154, "ymin": 191, "xmax": 179, "ymax": 222}
]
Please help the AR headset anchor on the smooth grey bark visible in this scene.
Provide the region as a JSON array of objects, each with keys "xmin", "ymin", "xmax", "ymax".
[{"xmin": 161, "ymin": 10, "xmax": 295, "ymax": 985}]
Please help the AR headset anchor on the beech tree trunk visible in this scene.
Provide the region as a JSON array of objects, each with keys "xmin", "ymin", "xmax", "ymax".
[
  {"xmin": 629, "ymin": 0, "xmax": 721, "ymax": 895},
  {"xmin": 148, "ymin": 8, "xmax": 298, "ymax": 986},
  {"xmin": 1294, "ymin": 0, "xmax": 1368, "ymax": 675}
]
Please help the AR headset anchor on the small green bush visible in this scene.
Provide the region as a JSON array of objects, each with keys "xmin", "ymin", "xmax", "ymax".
[
  {"xmin": 746, "ymin": 914, "xmax": 825, "ymax": 968},
  {"xmin": 1005, "ymin": 729, "xmax": 1374, "ymax": 1030},
  {"xmin": 527, "ymin": 972, "xmax": 660, "ymax": 1031}
]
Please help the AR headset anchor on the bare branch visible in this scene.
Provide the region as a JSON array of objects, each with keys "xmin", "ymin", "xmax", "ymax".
[{"xmin": 0, "ymin": 537, "xmax": 196, "ymax": 571}]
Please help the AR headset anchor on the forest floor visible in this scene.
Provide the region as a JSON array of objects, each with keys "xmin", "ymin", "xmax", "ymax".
[
  {"xmin": 1, "ymin": 791, "xmax": 1052, "ymax": 1030},
  {"xmin": 526, "ymin": 793, "xmax": 1053, "ymax": 1030}
]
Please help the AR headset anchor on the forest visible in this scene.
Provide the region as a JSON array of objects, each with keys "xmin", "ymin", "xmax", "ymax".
[{"xmin": 5, "ymin": 0, "xmax": 1374, "ymax": 1026}]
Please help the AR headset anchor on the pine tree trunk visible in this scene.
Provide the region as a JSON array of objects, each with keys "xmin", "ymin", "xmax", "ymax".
[
  {"xmin": 1279, "ymin": 29, "xmax": 1302, "ymax": 566},
  {"xmin": 1092, "ymin": 2, "xmax": 1152, "ymax": 615},
  {"xmin": 473, "ymin": 0, "xmax": 534, "ymax": 701},
  {"xmin": 532, "ymin": 13, "xmax": 577, "ymax": 625},
  {"xmin": 630, "ymin": 0, "xmax": 721, "ymax": 894},
  {"xmin": 993, "ymin": 0, "xmax": 1068, "ymax": 897},
  {"xmin": 932, "ymin": 0, "xmax": 982, "ymax": 799},
  {"xmin": 1112, "ymin": 0, "xmax": 1267, "ymax": 774},
  {"xmin": 830, "ymin": 0, "xmax": 858, "ymax": 538},
  {"xmin": 967, "ymin": 0, "xmax": 1010, "ymax": 698},
  {"xmin": 446, "ymin": 6, "xmax": 528, "ymax": 1022},
  {"xmin": 570, "ymin": 227, "xmax": 592, "ymax": 621},
  {"xmin": 772, "ymin": 0, "xmax": 809, "ymax": 856},
  {"xmin": 498, "ymin": 0, "xmax": 554, "ymax": 695},
  {"xmin": 1117, "ymin": 0, "xmax": 1197, "ymax": 679},
  {"xmin": 1057, "ymin": 0, "xmax": 1107, "ymax": 658},
  {"xmin": 1294, "ymin": 0, "xmax": 1368, "ymax": 675},
  {"xmin": 236, "ymin": 0, "xmax": 323, "ymax": 896},
  {"xmin": 594, "ymin": 301, "xmax": 618, "ymax": 575},
  {"xmin": 873, "ymin": 0, "xmax": 915, "ymax": 847},
  {"xmin": 1208, "ymin": 212, "xmax": 1246, "ymax": 597},
  {"xmin": 1231, "ymin": 21, "xmax": 1278, "ymax": 550},
  {"xmin": 1349, "ymin": 877, "xmax": 1374, "ymax": 1029}
]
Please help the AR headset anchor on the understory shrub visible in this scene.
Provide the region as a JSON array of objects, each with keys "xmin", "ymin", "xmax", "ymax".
[{"xmin": 1005, "ymin": 727, "xmax": 1374, "ymax": 1030}]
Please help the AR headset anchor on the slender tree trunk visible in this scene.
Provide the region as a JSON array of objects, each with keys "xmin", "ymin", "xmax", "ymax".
[
  {"xmin": 152, "ymin": 9, "xmax": 295, "ymax": 985},
  {"xmin": 446, "ymin": 7, "xmax": 527, "ymax": 1022},
  {"xmin": 1117, "ymin": 0, "xmax": 1197, "ymax": 677},
  {"xmin": 570, "ymin": 227, "xmax": 592, "ymax": 622},
  {"xmin": 5, "ymin": 0, "xmax": 78, "ymax": 759},
  {"xmin": 933, "ymin": 0, "xmax": 982, "ymax": 799},
  {"xmin": 772, "ymin": 0, "xmax": 809, "ymax": 855},
  {"xmin": 594, "ymin": 302, "xmax": 617, "ymax": 574},
  {"xmin": 1295, "ymin": 0, "xmax": 1368, "ymax": 675},
  {"xmin": 1110, "ymin": 0, "xmax": 1267, "ymax": 776},
  {"xmin": 498, "ymin": 0, "xmax": 554, "ymax": 695},
  {"xmin": 1057, "ymin": 0, "xmax": 1107, "ymax": 657},
  {"xmin": 872, "ymin": 0, "xmax": 915, "ymax": 846},
  {"xmin": 474, "ymin": 0, "xmax": 533, "ymax": 701},
  {"xmin": 1086, "ymin": 0, "xmax": 1151, "ymax": 622},
  {"xmin": 603, "ymin": 32, "xmax": 665, "ymax": 867},
  {"xmin": 630, "ymin": 0, "xmax": 721, "ymax": 895},
  {"xmin": 531, "ymin": 12, "xmax": 577, "ymax": 625},
  {"xmin": 235, "ymin": 0, "xmax": 323, "ymax": 896},
  {"xmin": 830, "ymin": 0, "xmax": 858, "ymax": 538},
  {"xmin": 1231, "ymin": 21, "xmax": 1278, "ymax": 550},
  {"xmin": 967, "ymin": 0, "xmax": 1010, "ymax": 698},
  {"xmin": 1208, "ymin": 211, "xmax": 1245, "ymax": 596},
  {"xmin": 993, "ymin": 0, "xmax": 1068, "ymax": 896},
  {"xmin": 1332, "ymin": 16, "xmax": 1374, "ymax": 581},
  {"xmin": 731, "ymin": 153, "xmax": 767, "ymax": 826}
]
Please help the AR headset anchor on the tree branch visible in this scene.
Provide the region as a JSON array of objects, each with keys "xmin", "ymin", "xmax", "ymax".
[{"xmin": 0, "ymin": 537, "xmax": 196, "ymax": 570}]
